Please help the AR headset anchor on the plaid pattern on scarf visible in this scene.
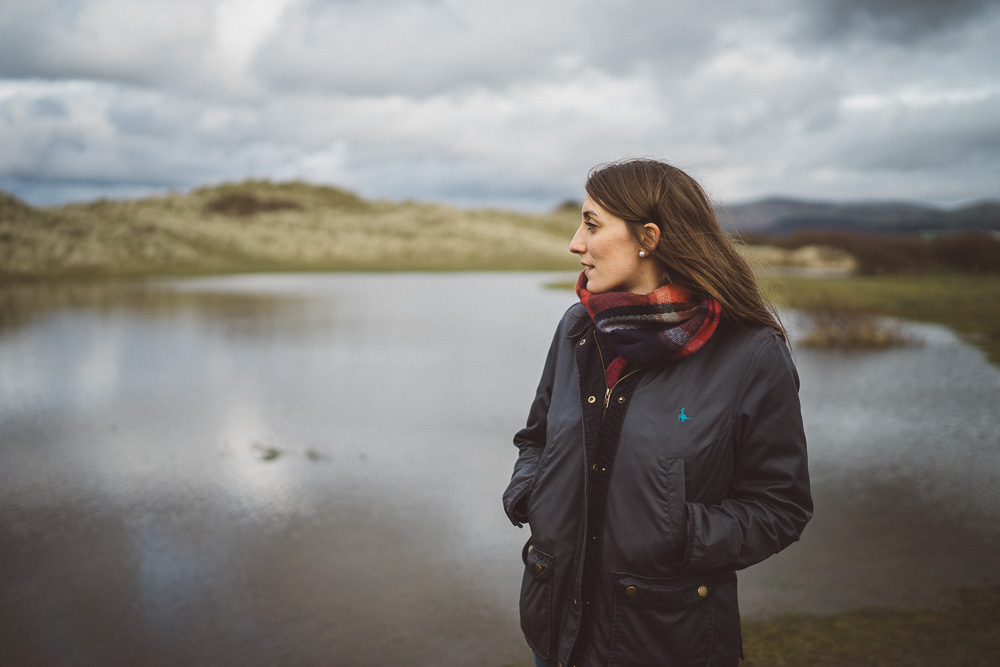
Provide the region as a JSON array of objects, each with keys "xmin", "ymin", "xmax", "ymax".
[{"xmin": 576, "ymin": 271, "xmax": 722, "ymax": 376}]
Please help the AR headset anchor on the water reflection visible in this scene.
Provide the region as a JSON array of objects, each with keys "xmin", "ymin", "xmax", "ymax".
[
  {"xmin": 742, "ymin": 315, "xmax": 1000, "ymax": 615},
  {"xmin": 1, "ymin": 273, "xmax": 998, "ymax": 665},
  {"xmin": 0, "ymin": 277, "xmax": 328, "ymax": 340}
]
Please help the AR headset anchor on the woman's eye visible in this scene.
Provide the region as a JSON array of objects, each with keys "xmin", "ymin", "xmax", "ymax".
[{"xmin": 585, "ymin": 221, "xmax": 597, "ymax": 231}]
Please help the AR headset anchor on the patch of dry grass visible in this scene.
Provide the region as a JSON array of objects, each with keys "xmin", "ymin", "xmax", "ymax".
[
  {"xmin": 202, "ymin": 192, "xmax": 304, "ymax": 217},
  {"xmin": 738, "ymin": 242, "xmax": 857, "ymax": 273}
]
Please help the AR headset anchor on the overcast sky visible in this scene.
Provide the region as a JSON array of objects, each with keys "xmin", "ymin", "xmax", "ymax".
[{"xmin": 1, "ymin": 0, "xmax": 998, "ymax": 210}]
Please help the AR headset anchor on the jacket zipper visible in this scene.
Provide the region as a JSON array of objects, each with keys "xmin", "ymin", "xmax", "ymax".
[{"xmin": 593, "ymin": 335, "xmax": 646, "ymax": 414}]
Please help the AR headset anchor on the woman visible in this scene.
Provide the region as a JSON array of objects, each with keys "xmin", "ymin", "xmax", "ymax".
[{"xmin": 502, "ymin": 159, "xmax": 812, "ymax": 667}]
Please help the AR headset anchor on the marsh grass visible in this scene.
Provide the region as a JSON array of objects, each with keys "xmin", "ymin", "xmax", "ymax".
[
  {"xmin": 764, "ymin": 273, "xmax": 1000, "ymax": 366},
  {"xmin": 792, "ymin": 293, "xmax": 916, "ymax": 350},
  {"xmin": 741, "ymin": 586, "xmax": 1000, "ymax": 667}
]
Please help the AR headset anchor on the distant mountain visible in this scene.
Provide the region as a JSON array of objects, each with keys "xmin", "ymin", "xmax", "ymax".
[{"xmin": 718, "ymin": 197, "xmax": 1000, "ymax": 235}]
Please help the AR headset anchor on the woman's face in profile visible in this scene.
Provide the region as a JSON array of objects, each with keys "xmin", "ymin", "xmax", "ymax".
[{"xmin": 569, "ymin": 195, "xmax": 653, "ymax": 294}]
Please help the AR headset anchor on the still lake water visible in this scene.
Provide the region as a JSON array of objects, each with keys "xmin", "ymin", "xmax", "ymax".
[{"xmin": 1, "ymin": 273, "xmax": 998, "ymax": 666}]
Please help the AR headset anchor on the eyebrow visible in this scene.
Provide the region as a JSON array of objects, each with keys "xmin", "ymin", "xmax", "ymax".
[{"xmin": 582, "ymin": 209, "xmax": 599, "ymax": 221}]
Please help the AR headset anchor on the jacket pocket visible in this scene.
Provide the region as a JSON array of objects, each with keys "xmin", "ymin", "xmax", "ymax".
[
  {"xmin": 607, "ymin": 571, "xmax": 716, "ymax": 667},
  {"xmin": 604, "ymin": 456, "xmax": 688, "ymax": 571},
  {"xmin": 518, "ymin": 540, "xmax": 555, "ymax": 659}
]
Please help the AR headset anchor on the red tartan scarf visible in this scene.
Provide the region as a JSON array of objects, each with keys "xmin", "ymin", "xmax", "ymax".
[{"xmin": 575, "ymin": 271, "xmax": 722, "ymax": 385}]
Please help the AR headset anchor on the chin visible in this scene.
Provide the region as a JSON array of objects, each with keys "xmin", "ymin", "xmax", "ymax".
[{"xmin": 587, "ymin": 282, "xmax": 615, "ymax": 294}]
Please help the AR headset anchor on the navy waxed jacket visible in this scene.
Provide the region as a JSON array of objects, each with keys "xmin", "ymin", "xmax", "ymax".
[{"xmin": 503, "ymin": 303, "xmax": 812, "ymax": 667}]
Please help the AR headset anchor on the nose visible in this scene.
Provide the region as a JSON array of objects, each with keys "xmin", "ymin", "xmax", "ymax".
[{"xmin": 569, "ymin": 225, "xmax": 586, "ymax": 255}]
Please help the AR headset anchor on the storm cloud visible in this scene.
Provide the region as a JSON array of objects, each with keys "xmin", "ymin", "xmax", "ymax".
[{"xmin": 1, "ymin": 0, "xmax": 997, "ymax": 209}]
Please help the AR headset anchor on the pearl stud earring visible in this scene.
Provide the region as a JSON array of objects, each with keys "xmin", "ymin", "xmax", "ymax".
[{"xmin": 639, "ymin": 250, "xmax": 647, "ymax": 257}]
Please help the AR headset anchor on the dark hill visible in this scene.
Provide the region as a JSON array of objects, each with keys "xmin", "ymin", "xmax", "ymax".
[{"xmin": 720, "ymin": 197, "xmax": 1000, "ymax": 235}]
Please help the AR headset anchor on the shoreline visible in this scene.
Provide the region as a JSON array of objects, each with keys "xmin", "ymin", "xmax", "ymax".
[{"xmin": 3, "ymin": 268, "xmax": 998, "ymax": 367}]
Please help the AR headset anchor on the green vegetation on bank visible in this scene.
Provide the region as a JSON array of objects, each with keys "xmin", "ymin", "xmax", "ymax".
[
  {"xmin": 762, "ymin": 272, "xmax": 1000, "ymax": 366},
  {"xmin": 741, "ymin": 586, "xmax": 1000, "ymax": 667},
  {"xmin": 748, "ymin": 229, "xmax": 1000, "ymax": 362}
]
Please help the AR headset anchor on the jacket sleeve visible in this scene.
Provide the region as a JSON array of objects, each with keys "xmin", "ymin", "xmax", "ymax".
[
  {"xmin": 502, "ymin": 322, "xmax": 564, "ymax": 527},
  {"xmin": 681, "ymin": 334, "xmax": 813, "ymax": 571}
]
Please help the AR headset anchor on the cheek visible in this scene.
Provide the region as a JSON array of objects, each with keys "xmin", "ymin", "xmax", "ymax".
[{"xmin": 610, "ymin": 246, "xmax": 638, "ymax": 269}]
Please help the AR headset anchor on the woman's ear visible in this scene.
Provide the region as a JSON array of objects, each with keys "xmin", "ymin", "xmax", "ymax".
[{"xmin": 641, "ymin": 222, "xmax": 661, "ymax": 252}]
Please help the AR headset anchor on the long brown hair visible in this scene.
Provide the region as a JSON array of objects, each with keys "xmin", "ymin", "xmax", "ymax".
[{"xmin": 585, "ymin": 158, "xmax": 786, "ymax": 339}]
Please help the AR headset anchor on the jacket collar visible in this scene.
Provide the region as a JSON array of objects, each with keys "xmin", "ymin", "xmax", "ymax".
[{"xmin": 566, "ymin": 310, "xmax": 592, "ymax": 340}]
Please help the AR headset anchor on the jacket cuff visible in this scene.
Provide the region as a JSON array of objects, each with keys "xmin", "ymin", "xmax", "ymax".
[{"xmin": 503, "ymin": 479, "xmax": 532, "ymax": 527}]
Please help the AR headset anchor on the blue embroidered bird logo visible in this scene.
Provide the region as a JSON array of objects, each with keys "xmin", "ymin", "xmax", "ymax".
[{"xmin": 677, "ymin": 408, "xmax": 690, "ymax": 423}]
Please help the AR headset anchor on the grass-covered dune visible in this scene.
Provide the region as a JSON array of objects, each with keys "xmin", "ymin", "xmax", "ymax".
[{"xmin": 0, "ymin": 181, "xmax": 583, "ymax": 279}]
